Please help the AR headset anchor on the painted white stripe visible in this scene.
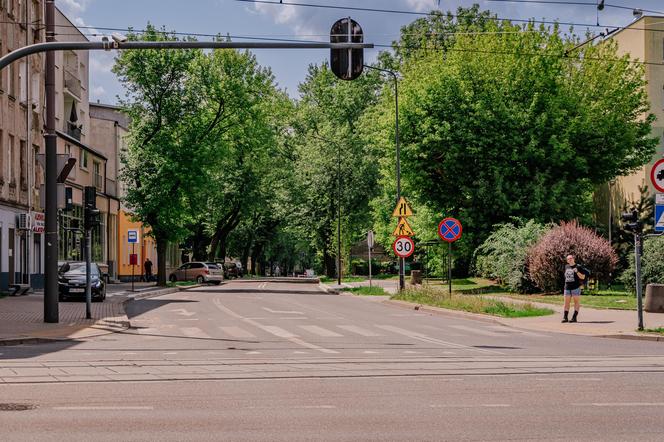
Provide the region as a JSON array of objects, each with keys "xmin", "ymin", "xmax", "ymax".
[
  {"xmin": 485, "ymin": 325, "xmax": 548, "ymax": 338},
  {"xmin": 430, "ymin": 404, "xmax": 510, "ymax": 409},
  {"xmin": 54, "ymin": 406, "xmax": 154, "ymax": 411},
  {"xmin": 213, "ymin": 298, "xmax": 337, "ymax": 354},
  {"xmin": 299, "ymin": 325, "xmax": 343, "ymax": 337},
  {"xmin": 220, "ymin": 326, "xmax": 256, "ymax": 339},
  {"xmin": 263, "ymin": 307, "xmax": 303, "ymax": 315},
  {"xmin": 262, "ymin": 326, "xmax": 298, "ymax": 338},
  {"xmin": 375, "ymin": 325, "xmax": 502, "ymax": 354},
  {"xmin": 575, "ymin": 403, "xmax": 664, "ymax": 407},
  {"xmin": 448, "ymin": 325, "xmax": 503, "ymax": 337},
  {"xmin": 535, "ymin": 378, "xmax": 602, "ymax": 382},
  {"xmin": 337, "ymin": 325, "xmax": 381, "ymax": 337},
  {"xmin": 180, "ymin": 327, "xmax": 211, "ymax": 339}
]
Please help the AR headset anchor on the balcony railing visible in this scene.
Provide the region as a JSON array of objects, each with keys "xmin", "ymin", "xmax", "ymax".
[
  {"xmin": 66, "ymin": 121, "xmax": 82, "ymax": 141},
  {"xmin": 93, "ymin": 173, "xmax": 103, "ymax": 192},
  {"xmin": 64, "ymin": 70, "xmax": 81, "ymax": 99}
]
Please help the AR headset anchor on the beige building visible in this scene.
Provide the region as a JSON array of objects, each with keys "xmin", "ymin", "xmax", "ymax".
[
  {"xmin": 597, "ymin": 16, "xmax": 664, "ymax": 228},
  {"xmin": 0, "ymin": 0, "xmax": 45, "ymax": 290},
  {"xmin": 53, "ymin": 7, "xmax": 119, "ymax": 277}
]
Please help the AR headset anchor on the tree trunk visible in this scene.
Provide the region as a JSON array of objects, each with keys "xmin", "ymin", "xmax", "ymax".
[
  {"xmin": 156, "ymin": 236, "xmax": 167, "ymax": 287},
  {"xmin": 323, "ymin": 247, "xmax": 335, "ymax": 278},
  {"xmin": 208, "ymin": 205, "xmax": 241, "ymax": 261},
  {"xmin": 240, "ymin": 238, "xmax": 252, "ymax": 273},
  {"xmin": 191, "ymin": 223, "xmax": 208, "ymax": 261}
]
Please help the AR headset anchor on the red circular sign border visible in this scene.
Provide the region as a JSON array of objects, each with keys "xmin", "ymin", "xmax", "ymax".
[
  {"xmin": 392, "ymin": 235, "xmax": 415, "ymax": 258},
  {"xmin": 438, "ymin": 217, "xmax": 463, "ymax": 243},
  {"xmin": 651, "ymin": 158, "xmax": 664, "ymax": 193}
]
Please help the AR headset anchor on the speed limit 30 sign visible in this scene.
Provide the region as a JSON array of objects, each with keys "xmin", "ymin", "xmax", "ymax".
[{"xmin": 392, "ymin": 236, "xmax": 415, "ymax": 258}]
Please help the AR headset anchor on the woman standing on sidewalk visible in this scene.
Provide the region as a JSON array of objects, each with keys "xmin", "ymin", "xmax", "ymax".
[{"xmin": 562, "ymin": 254, "xmax": 586, "ymax": 323}]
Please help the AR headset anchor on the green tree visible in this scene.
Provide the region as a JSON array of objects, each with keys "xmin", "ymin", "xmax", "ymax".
[
  {"xmin": 391, "ymin": 21, "xmax": 657, "ymax": 272},
  {"xmin": 115, "ymin": 26, "xmax": 229, "ymax": 285}
]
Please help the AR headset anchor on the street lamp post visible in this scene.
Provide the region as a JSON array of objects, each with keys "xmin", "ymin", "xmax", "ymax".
[{"xmin": 363, "ymin": 65, "xmax": 403, "ymax": 291}]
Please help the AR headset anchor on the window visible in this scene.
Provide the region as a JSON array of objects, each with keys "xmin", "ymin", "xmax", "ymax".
[
  {"xmin": 8, "ymin": 62, "xmax": 16, "ymax": 98},
  {"xmin": 33, "ymin": 144, "xmax": 40, "ymax": 188},
  {"xmin": 0, "ymin": 130, "xmax": 4, "ymax": 182},
  {"xmin": 80, "ymin": 149, "xmax": 88, "ymax": 170},
  {"xmin": 8, "ymin": 135, "xmax": 15, "ymax": 184},
  {"xmin": 30, "ymin": 71, "xmax": 39, "ymax": 109},
  {"xmin": 93, "ymin": 160, "xmax": 102, "ymax": 191},
  {"xmin": 19, "ymin": 139, "xmax": 26, "ymax": 190},
  {"xmin": 18, "ymin": 61, "xmax": 26, "ymax": 103}
]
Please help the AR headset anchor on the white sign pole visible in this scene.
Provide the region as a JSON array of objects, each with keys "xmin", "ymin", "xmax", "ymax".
[{"xmin": 368, "ymin": 230, "xmax": 373, "ymax": 288}]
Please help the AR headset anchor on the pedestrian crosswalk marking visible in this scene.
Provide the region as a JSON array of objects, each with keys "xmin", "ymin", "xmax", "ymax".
[
  {"xmin": 299, "ymin": 325, "xmax": 343, "ymax": 337},
  {"xmin": 180, "ymin": 327, "xmax": 211, "ymax": 339},
  {"xmin": 337, "ymin": 325, "xmax": 381, "ymax": 337},
  {"xmin": 220, "ymin": 326, "xmax": 256, "ymax": 339},
  {"xmin": 484, "ymin": 325, "xmax": 548, "ymax": 338},
  {"xmin": 262, "ymin": 325, "xmax": 299, "ymax": 338},
  {"xmin": 448, "ymin": 325, "xmax": 504, "ymax": 337},
  {"xmin": 375, "ymin": 325, "xmax": 503, "ymax": 354}
]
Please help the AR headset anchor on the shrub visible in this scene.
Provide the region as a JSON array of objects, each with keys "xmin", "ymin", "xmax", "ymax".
[
  {"xmin": 473, "ymin": 220, "xmax": 550, "ymax": 293},
  {"xmin": 620, "ymin": 235, "xmax": 664, "ymax": 292},
  {"xmin": 528, "ymin": 221, "xmax": 618, "ymax": 293}
]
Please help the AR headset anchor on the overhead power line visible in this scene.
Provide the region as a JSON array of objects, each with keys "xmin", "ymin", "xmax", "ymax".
[{"xmin": 484, "ymin": 0, "xmax": 664, "ymax": 15}]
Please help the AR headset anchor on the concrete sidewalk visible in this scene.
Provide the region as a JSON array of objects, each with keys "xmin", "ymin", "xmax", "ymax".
[{"xmin": 0, "ymin": 286, "xmax": 179, "ymax": 345}]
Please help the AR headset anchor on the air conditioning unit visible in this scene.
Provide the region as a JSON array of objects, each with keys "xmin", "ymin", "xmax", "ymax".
[{"xmin": 18, "ymin": 213, "xmax": 32, "ymax": 230}]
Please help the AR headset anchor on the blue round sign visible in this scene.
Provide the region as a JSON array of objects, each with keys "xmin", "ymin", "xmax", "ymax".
[{"xmin": 437, "ymin": 218, "xmax": 462, "ymax": 243}]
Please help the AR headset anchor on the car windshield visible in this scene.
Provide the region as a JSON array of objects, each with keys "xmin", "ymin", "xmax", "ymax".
[{"xmin": 62, "ymin": 263, "xmax": 99, "ymax": 276}]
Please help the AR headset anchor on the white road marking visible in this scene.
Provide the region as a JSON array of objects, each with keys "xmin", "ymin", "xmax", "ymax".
[
  {"xmin": 430, "ymin": 404, "xmax": 510, "ymax": 408},
  {"xmin": 263, "ymin": 307, "xmax": 304, "ymax": 315},
  {"xmin": 337, "ymin": 325, "xmax": 381, "ymax": 337},
  {"xmin": 213, "ymin": 298, "xmax": 338, "ymax": 354},
  {"xmin": 574, "ymin": 403, "xmax": 664, "ymax": 407},
  {"xmin": 485, "ymin": 325, "xmax": 548, "ymax": 338},
  {"xmin": 263, "ymin": 326, "xmax": 299, "ymax": 338},
  {"xmin": 53, "ymin": 406, "xmax": 154, "ymax": 411},
  {"xmin": 169, "ymin": 308, "xmax": 196, "ymax": 317},
  {"xmin": 293, "ymin": 405, "xmax": 336, "ymax": 409},
  {"xmin": 293, "ymin": 351, "xmax": 308, "ymax": 354},
  {"xmin": 299, "ymin": 325, "xmax": 343, "ymax": 337},
  {"xmin": 363, "ymin": 351, "xmax": 379, "ymax": 354},
  {"xmin": 246, "ymin": 351, "xmax": 262, "ymax": 355},
  {"xmin": 121, "ymin": 352, "xmax": 138, "ymax": 355},
  {"xmin": 375, "ymin": 325, "xmax": 503, "ymax": 354},
  {"xmin": 180, "ymin": 327, "xmax": 212, "ymax": 339},
  {"xmin": 403, "ymin": 350, "xmax": 419, "ymax": 354},
  {"xmin": 220, "ymin": 326, "xmax": 256, "ymax": 339},
  {"xmin": 448, "ymin": 325, "xmax": 503, "ymax": 337},
  {"xmin": 163, "ymin": 352, "xmax": 177, "ymax": 355},
  {"xmin": 535, "ymin": 378, "xmax": 602, "ymax": 381}
]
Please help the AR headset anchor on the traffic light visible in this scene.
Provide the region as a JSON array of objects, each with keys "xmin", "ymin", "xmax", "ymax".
[
  {"xmin": 330, "ymin": 17, "xmax": 364, "ymax": 81},
  {"xmin": 84, "ymin": 186, "xmax": 100, "ymax": 230},
  {"xmin": 621, "ymin": 210, "xmax": 642, "ymax": 233}
]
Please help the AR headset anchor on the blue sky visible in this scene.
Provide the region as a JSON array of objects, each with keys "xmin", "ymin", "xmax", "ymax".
[{"xmin": 54, "ymin": 0, "xmax": 664, "ymax": 104}]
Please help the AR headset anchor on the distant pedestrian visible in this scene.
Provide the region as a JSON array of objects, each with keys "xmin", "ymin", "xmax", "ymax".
[
  {"xmin": 144, "ymin": 258, "xmax": 153, "ymax": 282},
  {"xmin": 562, "ymin": 254, "xmax": 586, "ymax": 323}
]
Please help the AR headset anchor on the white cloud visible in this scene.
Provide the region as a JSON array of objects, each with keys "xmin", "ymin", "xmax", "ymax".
[
  {"xmin": 405, "ymin": 0, "xmax": 439, "ymax": 13},
  {"xmin": 248, "ymin": 2, "xmax": 331, "ymax": 38},
  {"xmin": 91, "ymin": 85, "xmax": 106, "ymax": 101}
]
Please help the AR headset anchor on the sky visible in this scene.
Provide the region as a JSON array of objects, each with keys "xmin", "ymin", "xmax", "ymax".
[{"xmin": 53, "ymin": 0, "xmax": 664, "ymax": 104}]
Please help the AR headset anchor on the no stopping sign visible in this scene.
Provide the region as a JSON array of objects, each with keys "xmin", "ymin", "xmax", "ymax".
[{"xmin": 392, "ymin": 236, "xmax": 415, "ymax": 258}]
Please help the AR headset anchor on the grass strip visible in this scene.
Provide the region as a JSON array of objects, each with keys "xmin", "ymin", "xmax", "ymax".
[
  {"xmin": 502, "ymin": 293, "xmax": 636, "ymax": 310},
  {"xmin": 643, "ymin": 328, "xmax": 664, "ymax": 335},
  {"xmin": 392, "ymin": 287, "xmax": 553, "ymax": 318},
  {"xmin": 345, "ymin": 286, "xmax": 386, "ymax": 296}
]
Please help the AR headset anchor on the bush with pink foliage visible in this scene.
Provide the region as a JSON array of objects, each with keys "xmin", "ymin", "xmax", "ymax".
[{"xmin": 527, "ymin": 221, "xmax": 618, "ymax": 293}]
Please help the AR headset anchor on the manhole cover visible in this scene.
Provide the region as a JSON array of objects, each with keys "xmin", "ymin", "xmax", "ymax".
[{"xmin": 0, "ymin": 403, "xmax": 37, "ymax": 411}]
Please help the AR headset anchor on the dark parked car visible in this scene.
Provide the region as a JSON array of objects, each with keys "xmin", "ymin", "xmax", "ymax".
[
  {"xmin": 221, "ymin": 262, "xmax": 242, "ymax": 279},
  {"xmin": 58, "ymin": 262, "xmax": 106, "ymax": 302}
]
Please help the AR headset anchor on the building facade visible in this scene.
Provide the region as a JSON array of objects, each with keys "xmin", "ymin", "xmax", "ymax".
[
  {"xmin": 0, "ymin": 0, "xmax": 46, "ymax": 290},
  {"xmin": 53, "ymin": 8, "xmax": 119, "ymax": 279}
]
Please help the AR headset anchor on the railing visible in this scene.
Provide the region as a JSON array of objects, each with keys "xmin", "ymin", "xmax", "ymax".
[
  {"xmin": 66, "ymin": 121, "xmax": 82, "ymax": 141},
  {"xmin": 64, "ymin": 69, "xmax": 81, "ymax": 99},
  {"xmin": 93, "ymin": 173, "xmax": 103, "ymax": 191}
]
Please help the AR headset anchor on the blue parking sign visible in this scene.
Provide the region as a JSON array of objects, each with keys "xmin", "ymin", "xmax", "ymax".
[{"xmin": 656, "ymin": 205, "xmax": 664, "ymax": 232}]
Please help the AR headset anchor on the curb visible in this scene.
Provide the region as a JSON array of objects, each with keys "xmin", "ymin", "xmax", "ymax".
[
  {"xmin": 0, "ymin": 337, "xmax": 62, "ymax": 347},
  {"xmin": 598, "ymin": 334, "xmax": 664, "ymax": 342},
  {"xmin": 383, "ymin": 299, "xmax": 502, "ymax": 325}
]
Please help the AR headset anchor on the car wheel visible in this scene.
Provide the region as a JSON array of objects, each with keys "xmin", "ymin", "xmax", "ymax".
[
  {"xmin": 196, "ymin": 275, "xmax": 204, "ymax": 284},
  {"xmin": 169, "ymin": 274, "xmax": 177, "ymax": 282}
]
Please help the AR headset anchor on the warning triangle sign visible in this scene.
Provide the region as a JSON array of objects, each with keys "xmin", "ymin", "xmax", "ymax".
[
  {"xmin": 393, "ymin": 217, "xmax": 414, "ymax": 236},
  {"xmin": 657, "ymin": 210, "xmax": 664, "ymax": 228},
  {"xmin": 392, "ymin": 197, "xmax": 413, "ymax": 217}
]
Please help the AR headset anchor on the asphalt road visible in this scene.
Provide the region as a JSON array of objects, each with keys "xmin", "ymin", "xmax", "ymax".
[{"xmin": 2, "ymin": 280, "xmax": 664, "ymax": 441}]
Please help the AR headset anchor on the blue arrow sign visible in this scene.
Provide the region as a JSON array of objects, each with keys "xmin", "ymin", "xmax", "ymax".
[{"xmin": 656, "ymin": 205, "xmax": 664, "ymax": 232}]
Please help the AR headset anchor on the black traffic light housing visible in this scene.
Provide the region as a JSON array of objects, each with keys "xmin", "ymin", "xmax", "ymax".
[
  {"xmin": 330, "ymin": 18, "xmax": 364, "ymax": 81},
  {"xmin": 621, "ymin": 209, "xmax": 642, "ymax": 233},
  {"xmin": 84, "ymin": 186, "xmax": 100, "ymax": 230}
]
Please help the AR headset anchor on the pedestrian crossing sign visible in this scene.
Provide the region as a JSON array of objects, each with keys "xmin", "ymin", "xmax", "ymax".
[
  {"xmin": 392, "ymin": 197, "xmax": 413, "ymax": 217},
  {"xmin": 656, "ymin": 205, "xmax": 664, "ymax": 232},
  {"xmin": 393, "ymin": 217, "xmax": 414, "ymax": 236}
]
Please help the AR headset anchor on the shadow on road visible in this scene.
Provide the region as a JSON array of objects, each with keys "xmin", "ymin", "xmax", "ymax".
[
  {"xmin": 0, "ymin": 339, "xmax": 84, "ymax": 360},
  {"xmin": 125, "ymin": 298, "xmax": 199, "ymax": 318}
]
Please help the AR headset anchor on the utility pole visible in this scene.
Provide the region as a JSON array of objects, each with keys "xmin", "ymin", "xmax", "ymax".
[{"xmin": 44, "ymin": 0, "xmax": 58, "ymax": 323}]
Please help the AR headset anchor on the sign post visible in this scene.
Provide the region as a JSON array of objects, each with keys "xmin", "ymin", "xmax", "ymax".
[
  {"xmin": 392, "ymin": 197, "xmax": 414, "ymax": 291},
  {"xmin": 437, "ymin": 218, "xmax": 463, "ymax": 297},
  {"xmin": 128, "ymin": 230, "xmax": 139, "ymax": 292},
  {"xmin": 367, "ymin": 230, "xmax": 374, "ymax": 288}
]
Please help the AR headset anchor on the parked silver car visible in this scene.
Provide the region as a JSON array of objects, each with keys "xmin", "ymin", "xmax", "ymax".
[{"xmin": 168, "ymin": 262, "xmax": 223, "ymax": 284}]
